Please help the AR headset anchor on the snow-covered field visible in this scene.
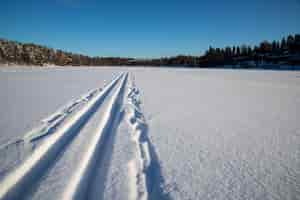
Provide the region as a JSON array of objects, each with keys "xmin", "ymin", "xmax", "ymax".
[{"xmin": 0, "ymin": 67, "xmax": 299, "ymax": 200}]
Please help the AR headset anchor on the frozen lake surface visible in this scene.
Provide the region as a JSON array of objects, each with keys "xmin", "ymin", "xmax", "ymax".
[{"xmin": 0, "ymin": 66, "xmax": 299, "ymax": 200}]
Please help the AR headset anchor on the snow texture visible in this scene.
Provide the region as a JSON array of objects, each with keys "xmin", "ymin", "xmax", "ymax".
[{"xmin": 0, "ymin": 66, "xmax": 299, "ymax": 200}]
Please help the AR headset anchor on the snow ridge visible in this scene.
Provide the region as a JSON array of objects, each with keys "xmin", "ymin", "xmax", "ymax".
[
  {"xmin": 0, "ymin": 73, "xmax": 124, "ymax": 200},
  {"xmin": 125, "ymin": 75, "xmax": 171, "ymax": 200}
]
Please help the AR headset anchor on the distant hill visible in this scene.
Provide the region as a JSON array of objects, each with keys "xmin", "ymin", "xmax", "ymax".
[{"xmin": 1, "ymin": 34, "xmax": 300, "ymax": 68}]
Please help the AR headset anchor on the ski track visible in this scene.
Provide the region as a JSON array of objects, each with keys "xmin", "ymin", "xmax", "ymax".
[
  {"xmin": 0, "ymin": 86, "xmax": 103, "ymax": 178},
  {"xmin": 0, "ymin": 86, "xmax": 101, "ymax": 150},
  {"xmin": 0, "ymin": 72, "xmax": 170, "ymax": 200},
  {"xmin": 125, "ymin": 75, "xmax": 171, "ymax": 200},
  {"xmin": 0, "ymin": 73, "xmax": 124, "ymax": 200},
  {"xmin": 63, "ymin": 73, "xmax": 128, "ymax": 200}
]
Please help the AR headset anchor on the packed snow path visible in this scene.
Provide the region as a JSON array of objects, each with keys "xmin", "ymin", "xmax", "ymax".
[
  {"xmin": 0, "ymin": 72, "xmax": 168, "ymax": 200},
  {"xmin": 0, "ymin": 72, "xmax": 127, "ymax": 199}
]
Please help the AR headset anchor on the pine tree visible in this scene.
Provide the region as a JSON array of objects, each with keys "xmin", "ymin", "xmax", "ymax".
[
  {"xmin": 272, "ymin": 40, "xmax": 277, "ymax": 53},
  {"xmin": 236, "ymin": 46, "xmax": 241, "ymax": 56},
  {"xmin": 241, "ymin": 44, "xmax": 247, "ymax": 56},
  {"xmin": 287, "ymin": 35, "xmax": 295, "ymax": 53},
  {"xmin": 232, "ymin": 46, "xmax": 236, "ymax": 56},
  {"xmin": 294, "ymin": 34, "xmax": 300, "ymax": 53},
  {"xmin": 281, "ymin": 37, "xmax": 287, "ymax": 52},
  {"xmin": 247, "ymin": 46, "xmax": 252, "ymax": 57},
  {"xmin": 276, "ymin": 41, "xmax": 280, "ymax": 52}
]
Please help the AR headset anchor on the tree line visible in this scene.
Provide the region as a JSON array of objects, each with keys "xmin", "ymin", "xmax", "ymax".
[
  {"xmin": 0, "ymin": 40, "xmax": 131, "ymax": 66},
  {"xmin": 197, "ymin": 34, "xmax": 300, "ymax": 67},
  {"xmin": 0, "ymin": 34, "xmax": 300, "ymax": 67}
]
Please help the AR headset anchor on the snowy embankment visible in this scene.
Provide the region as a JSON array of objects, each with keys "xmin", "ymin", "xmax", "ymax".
[{"xmin": 0, "ymin": 67, "xmax": 299, "ymax": 200}]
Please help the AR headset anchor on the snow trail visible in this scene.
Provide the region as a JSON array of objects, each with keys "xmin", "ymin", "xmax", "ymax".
[
  {"xmin": 63, "ymin": 73, "xmax": 128, "ymax": 200},
  {"xmin": 0, "ymin": 86, "xmax": 103, "ymax": 179},
  {"xmin": 125, "ymin": 75, "xmax": 171, "ymax": 200},
  {"xmin": 0, "ymin": 72, "xmax": 169, "ymax": 200},
  {"xmin": 25, "ymin": 88, "xmax": 101, "ymax": 142},
  {"xmin": 0, "ymin": 86, "xmax": 101, "ymax": 150},
  {"xmin": 0, "ymin": 73, "xmax": 124, "ymax": 200}
]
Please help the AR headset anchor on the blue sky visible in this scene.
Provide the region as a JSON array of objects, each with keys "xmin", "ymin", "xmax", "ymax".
[{"xmin": 0, "ymin": 0, "xmax": 300, "ymax": 58}]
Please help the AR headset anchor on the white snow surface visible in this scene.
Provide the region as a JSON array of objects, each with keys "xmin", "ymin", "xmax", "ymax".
[
  {"xmin": 0, "ymin": 67, "xmax": 120, "ymax": 145},
  {"xmin": 0, "ymin": 66, "xmax": 299, "ymax": 200}
]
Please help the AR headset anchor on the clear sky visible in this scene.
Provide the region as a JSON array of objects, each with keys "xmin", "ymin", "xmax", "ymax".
[{"xmin": 0, "ymin": 0, "xmax": 300, "ymax": 58}]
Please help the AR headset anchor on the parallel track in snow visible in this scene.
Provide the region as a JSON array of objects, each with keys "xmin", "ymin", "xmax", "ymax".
[
  {"xmin": 63, "ymin": 73, "xmax": 128, "ymax": 200},
  {"xmin": 0, "ymin": 73, "xmax": 127, "ymax": 200},
  {"xmin": 0, "ymin": 72, "xmax": 169, "ymax": 200}
]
